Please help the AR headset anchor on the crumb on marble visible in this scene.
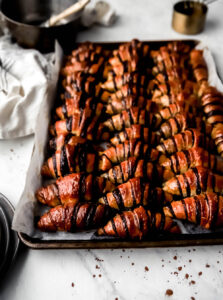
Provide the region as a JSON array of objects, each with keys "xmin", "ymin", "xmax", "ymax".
[
  {"xmin": 145, "ymin": 266, "xmax": 149, "ymax": 272},
  {"xmin": 178, "ymin": 266, "xmax": 182, "ymax": 271},
  {"xmin": 71, "ymin": 282, "xmax": 75, "ymax": 287},
  {"xmin": 98, "ymin": 274, "xmax": 102, "ymax": 278},
  {"xmin": 185, "ymin": 274, "xmax": 189, "ymax": 279},
  {"xmin": 95, "ymin": 257, "xmax": 104, "ymax": 262},
  {"xmin": 93, "ymin": 274, "xmax": 96, "ymax": 278},
  {"xmin": 96, "ymin": 265, "xmax": 100, "ymax": 269},
  {"xmin": 206, "ymin": 264, "xmax": 210, "ymax": 268},
  {"xmin": 189, "ymin": 259, "xmax": 192, "ymax": 263},
  {"xmin": 191, "ymin": 297, "xmax": 195, "ymax": 300},
  {"xmin": 131, "ymin": 262, "xmax": 134, "ymax": 266},
  {"xmin": 165, "ymin": 289, "xmax": 173, "ymax": 296},
  {"xmin": 189, "ymin": 280, "xmax": 196, "ymax": 285},
  {"xmin": 174, "ymin": 271, "xmax": 178, "ymax": 276},
  {"xmin": 173, "ymin": 256, "xmax": 177, "ymax": 260},
  {"xmin": 198, "ymin": 272, "xmax": 202, "ymax": 276}
]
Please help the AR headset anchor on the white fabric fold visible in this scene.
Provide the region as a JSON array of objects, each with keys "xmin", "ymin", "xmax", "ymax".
[{"xmin": 0, "ymin": 35, "xmax": 57, "ymax": 139}]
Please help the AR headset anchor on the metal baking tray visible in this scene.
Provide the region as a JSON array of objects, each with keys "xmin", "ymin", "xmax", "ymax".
[{"xmin": 18, "ymin": 39, "xmax": 223, "ymax": 249}]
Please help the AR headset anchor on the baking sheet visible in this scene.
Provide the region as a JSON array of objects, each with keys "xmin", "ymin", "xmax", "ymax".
[{"xmin": 12, "ymin": 40, "xmax": 223, "ymax": 243}]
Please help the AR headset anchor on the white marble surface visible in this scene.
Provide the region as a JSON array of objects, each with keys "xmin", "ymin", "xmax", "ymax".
[{"xmin": 1, "ymin": 0, "xmax": 223, "ymax": 299}]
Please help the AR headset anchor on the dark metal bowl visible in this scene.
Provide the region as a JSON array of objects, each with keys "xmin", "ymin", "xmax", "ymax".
[{"xmin": 0, "ymin": 0, "xmax": 82, "ymax": 52}]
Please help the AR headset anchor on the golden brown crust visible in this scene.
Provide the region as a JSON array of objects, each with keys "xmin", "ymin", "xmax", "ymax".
[
  {"xmin": 98, "ymin": 206, "xmax": 180, "ymax": 239},
  {"xmin": 211, "ymin": 123, "xmax": 223, "ymax": 158},
  {"xmin": 163, "ymin": 167, "xmax": 223, "ymax": 197},
  {"xmin": 98, "ymin": 177, "xmax": 173, "ymax": 210},
  {"xmin": 38, "ymin": 202, "xmax": 111, "ymax": 232},
  {"xmin": 190, "ymin": 49, "xmax": 208, "ymax": 83},
  {"xmin": 110, "ymin": 125, "xmax": 153, "ymax": 145},
  {"xmin": 164, "ymin": 192, "xmax": 223, "ymax": 229},
  {"xmin": 102, "ymin": 156, "xmax": 174, "ymax": 185},
  {"xmin": 160, "ymin": 147, "xmax": 223, "ymax": 175},
  {"xmin": 98, "ymin": 139, "xmax": 159, "ymax": 171},
  {"xmin": 103, "ymin": 108, "xmax": 152, "ymax": 132},
  {"xmin": 48, "ymin": 135, "xmax": 86, "ymax": 152},
  {"xmin": 41, "ymin": 143, "xmax": 96, "ymax": 178},
  {"xmin": 156, "ymin": 129, "xmax": 214, "ymax": 155},
  {"xmin": 36, "ymin": 173, "xmax": 115, "ymax": 207}
]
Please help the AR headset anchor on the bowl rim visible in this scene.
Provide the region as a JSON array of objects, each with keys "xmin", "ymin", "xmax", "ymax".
[
  {"xmin": 173, "ymin": 0, "xmax": 208, "ymax": 16},
  {"xmin": 0, "ymin": 7, "xmax": 82, "ymax": 29}
]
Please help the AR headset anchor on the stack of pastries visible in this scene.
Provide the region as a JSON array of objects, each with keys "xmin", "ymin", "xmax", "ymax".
[{"xmin": 36, "ymin": 40, "xmax": 223, "ymax": 240}]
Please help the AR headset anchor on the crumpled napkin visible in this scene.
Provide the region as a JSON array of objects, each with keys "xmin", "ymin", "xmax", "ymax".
[
  {"xmin": 81, "ymin": 0, "xmax": 116, "ymax": 27},
  {"xmin": 0, "ymin": 35, "xmax": 58, "ymax": 139}
]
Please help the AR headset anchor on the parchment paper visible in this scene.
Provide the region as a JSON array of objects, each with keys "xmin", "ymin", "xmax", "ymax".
[{"xmin": 11, "ymin": 41, "xmax": 223, "ymax": 240}]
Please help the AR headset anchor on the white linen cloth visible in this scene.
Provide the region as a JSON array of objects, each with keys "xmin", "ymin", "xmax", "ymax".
[{"xmin": 0, "ymin": 35, "xmax": 57, "ymax": 139}]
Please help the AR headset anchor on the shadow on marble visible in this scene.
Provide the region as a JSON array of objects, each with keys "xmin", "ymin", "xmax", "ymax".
[
  {"xmin": 204, "ymin": 18, "xmax": 220, "ymax": 33},
  {"xmin": 0, "ymin": 243, "xmax": 29, "ymax": 290}
]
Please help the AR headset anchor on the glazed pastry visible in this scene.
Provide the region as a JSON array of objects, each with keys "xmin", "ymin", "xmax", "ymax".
[
  {"xmin": 160, "ymin": 147, "xmax": 223, "ymax": 174},
  {"xmin": 151, "ymin": 93, "xmax": 196, "ymax": 107},
  {"xmin": 50, "ymin": 108, "xmax": 92, "ymax": 136},
  {"xmin": 105, "ymin": 96, "xmax": 152, "ymax": 115},
  {"xmin": 41, "ymin": 143, "xmax": 96, "ymax": 178},
  {"xmin": 163, "ymin": 166, "xmax": 223, "ymax": 197},
  {"xmin": 156, "ymin": 129, "xmax": 214, "ymax": 155},
  {"xmin": 108, "ymin": 83, "xmax": 150, "ymax": 101},
  {"xmin": 97, "ymin": 206, "xmax": 180, "ymax": 239},
  {"xmin": 151, "ymin": 103, "xmax": 183, "ymax": 130},
  {"xmin": 98, "ymin": 177, "xmax": 173, "ymax": 210},
  {"xmin": 101, "ymin": 156, "xmax": 174, "ymax": 185},
  {"xmin": 48, "ymin": 135, "xmax": 86, "ymax": 152},
  {"xmin": 61, "ymin": 43, "xmax": 105, "ymax": 76},
  {"xmin": 190, "ymin": 49, "xmax": 208, "ymax": 83},
  {"xmin": 211, "ymin": 123, "xmax": 223, "ymax": 157},
  {"xmin": 36, "ymin": 173, "xmax": 115, "ymax": 207},
  {"xmin": 38, "ymin": 202, "xmax": 111, "ymax": 232},
  {"xmin": 69, "ymin": 43, "xmax": 104, "ymax": 63},
  {"xmin": 156, "ymin": 113, "xmax": 188, "ymax": 139},
  {"xmin": 201, "ymin": 86, "xmax": 223, "ymax": 126},
  {"xmin": 62, "ymin": 72, "xmax": 98, "ymax": 95},
  {"xmin": 98, "ymin": 139, "xmax": 159, "ymax": 171},
  {"xmin": 110, "ymin": 124, "xmax": 155, "ymax": 145},
  {"xmin": 157, "ymin": 113, "xmax": 210, "ymax": 139},
  {"xmin": 103, "ymin": 107, "xmax": 152, "ymax": 132},
  {"xmin": 62, "ymin": 56, "xmax": 104, "ymax": 76},
  {"xmin": 101, "ymin": 72, "xmax": 151, "ymax": 93},
  {"xmin": 103, "ymin": 39, "xmax": 149, "ymax": 77},
  {"xmin": 55, "ymin": 94, "xmax": 95, "ymax": 119},
  {"xmin": 164, "ymin": 192, "xmax": 223, "ymax": 229},
  {"xmin": 50, "ymin": 105, "xmax": 104, "ymax": 140}
]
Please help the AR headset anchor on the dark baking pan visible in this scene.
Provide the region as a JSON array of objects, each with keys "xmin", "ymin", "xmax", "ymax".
[
  {"xmin": 19, "ymin": 231, "xmax": 223, "ymax": 249},
  {"xmin": 17, "ymin": 39, "xmax": 223, "ymax": 249}
]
